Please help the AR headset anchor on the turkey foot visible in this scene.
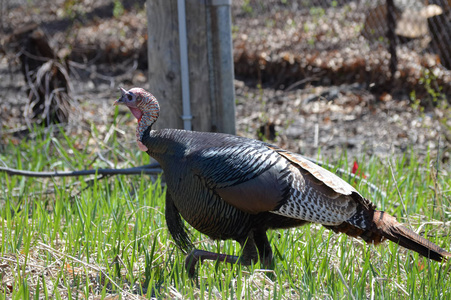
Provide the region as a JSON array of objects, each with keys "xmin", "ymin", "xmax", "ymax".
[{"xmin": 185, "ymin": 249, "xmax": 243, "ymax": 277}]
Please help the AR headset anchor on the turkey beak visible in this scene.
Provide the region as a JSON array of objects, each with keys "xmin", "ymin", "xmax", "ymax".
[
  {"xmin": 114, "ymin": 98, "xmax": 124, "ymax": 106},
  {"xmin": 114, "ymin": 87, "xmax": 127, "ymax": 106}
]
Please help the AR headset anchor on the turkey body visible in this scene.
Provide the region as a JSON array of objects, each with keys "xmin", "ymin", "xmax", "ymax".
[
  {"xmin": 144, "ymin": 128, "xmax": 310, "ymax": 239},
  {"xmin": 141, "ymin": 127, "xmax": 400, "ymax": 270}
]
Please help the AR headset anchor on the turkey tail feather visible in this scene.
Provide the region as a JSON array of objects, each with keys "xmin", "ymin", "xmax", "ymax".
[{"xmin": 373, "ymin": 211, "xmax": 451, "ymax": 262}]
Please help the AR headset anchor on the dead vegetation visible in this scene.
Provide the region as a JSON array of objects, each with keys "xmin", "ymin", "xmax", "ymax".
[{"xmin": 0, "ymin": 0, "xmax": 450, "ymax": 160}]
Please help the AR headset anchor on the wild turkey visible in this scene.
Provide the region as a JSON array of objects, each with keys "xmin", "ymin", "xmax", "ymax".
[{"xmin": 115, "ymin": 87, "xmax": 451, "ymax": 276}]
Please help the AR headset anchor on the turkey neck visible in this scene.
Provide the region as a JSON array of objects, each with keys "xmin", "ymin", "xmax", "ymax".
[
  {"xmin": 140, "ymin": 127, "xmax": 191, "ymax": 163},
  {"xmin": 136, "ymin": 111, "xmax": 157, "ymax": 143}
]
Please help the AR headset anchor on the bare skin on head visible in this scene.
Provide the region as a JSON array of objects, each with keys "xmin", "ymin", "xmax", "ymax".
[{"xmin": 114, "ymin": 87, "xmax": 160, "ymax": 152}]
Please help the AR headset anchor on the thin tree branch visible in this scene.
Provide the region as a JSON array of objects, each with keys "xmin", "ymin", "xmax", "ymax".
[{"xmin": 0, "ymin": 163, "xmax": 162, "ymax": 178}]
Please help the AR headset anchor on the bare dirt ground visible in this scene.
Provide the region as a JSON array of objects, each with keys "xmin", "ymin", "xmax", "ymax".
[
  {"xmin": 1, "ymin": 0, "xmax": 450, "ymax": 164},
  {"xmin": 235, "ymin": 81, "xmax": 449, "ymax": 161}
]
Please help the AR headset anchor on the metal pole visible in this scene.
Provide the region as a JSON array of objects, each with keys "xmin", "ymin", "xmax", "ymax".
[
  {"xmin": 177, "ymin": 0, "xmax": 193, "ymax": 130},
  {"xmin": 209, "ymin": 0, "xmax": 236, "ymax": 134}
]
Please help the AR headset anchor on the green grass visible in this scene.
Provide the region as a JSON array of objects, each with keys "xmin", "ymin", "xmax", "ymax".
[{"xmin": 0, "ymin": 119, "xmax": 450, "ymax": 299}]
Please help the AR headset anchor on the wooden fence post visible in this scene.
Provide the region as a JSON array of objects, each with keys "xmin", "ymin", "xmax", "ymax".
[{"xmin": 146, "ymin": 0, "xmax": 236, "ymax": 134}]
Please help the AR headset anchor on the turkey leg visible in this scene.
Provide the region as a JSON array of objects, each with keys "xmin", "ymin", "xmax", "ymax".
[
  {"xmin": 184, "ymin": 231, "xmax": 273, "ymax": 277},
  {"xmin": 185, "ymin": 249, "xmax": 243, "ymax": 277}
]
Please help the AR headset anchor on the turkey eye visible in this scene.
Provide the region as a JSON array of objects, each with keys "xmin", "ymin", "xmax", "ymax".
[{"xmin": 127, "ymin": 95, "xmax": 133, "ymax": 101}]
